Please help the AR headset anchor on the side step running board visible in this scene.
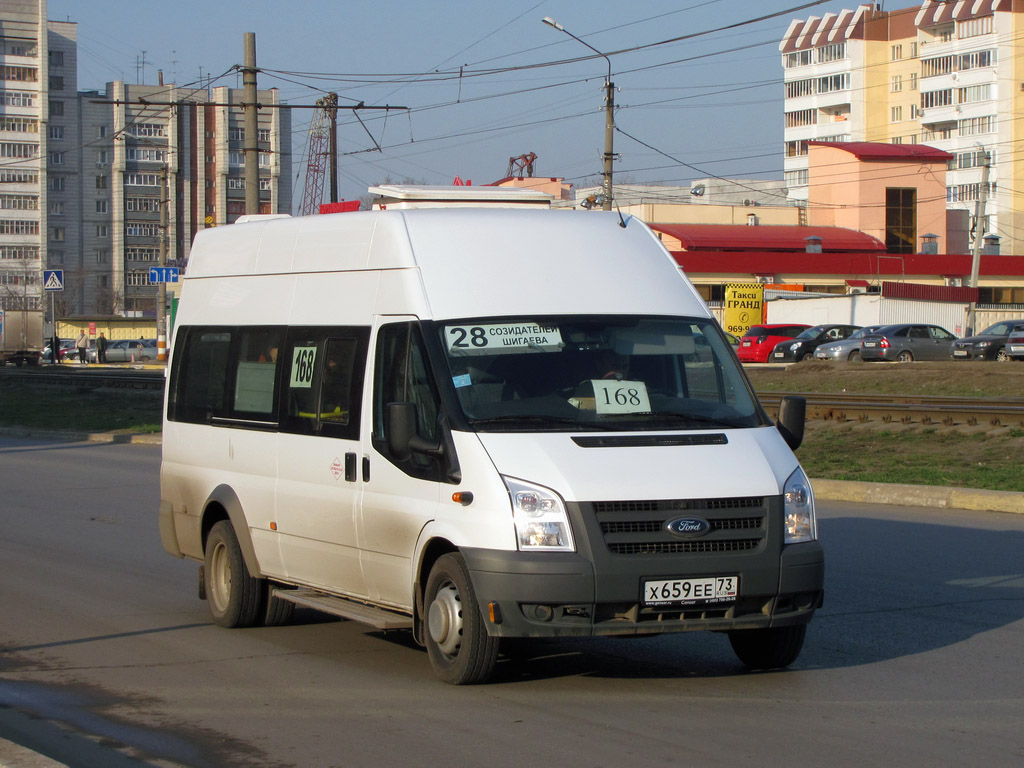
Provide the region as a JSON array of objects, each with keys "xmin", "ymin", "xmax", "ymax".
[{"xmin": 273, "ymin": 588, "xmax": 413, "ymax": 630}]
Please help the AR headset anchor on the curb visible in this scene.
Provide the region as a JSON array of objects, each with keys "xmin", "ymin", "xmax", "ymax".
[
  {"xmin": 0, "ymin": 739, "xmax": 66, "ymax": 768},
  {"xmin": 811, "ymin": 478, "xmax": 1024, "ymax": 515}
]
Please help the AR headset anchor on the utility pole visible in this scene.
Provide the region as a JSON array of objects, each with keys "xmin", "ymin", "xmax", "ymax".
[
  {"xmin": 966, "ymin": 149, "xmax": 990, "ymax": 336},
  {"xmin": 326, "ymin": 92, "xmax": 339, "ymax": 203},
  {"xmin": 543, "ymin": 17, "xmax": 615, "ymax": 210},
  {"xmin": 242, "ymin": 32, "xmax": 259, "ymax": 215},
  {"xmin": 157, "ymin": 164, "xmax": 168, "ymax": 361}
]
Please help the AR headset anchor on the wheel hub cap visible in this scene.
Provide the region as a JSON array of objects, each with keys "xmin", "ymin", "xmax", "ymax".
[{"xmin": 427, "ymin": 583, "xmax": 463, "ymax": 656}]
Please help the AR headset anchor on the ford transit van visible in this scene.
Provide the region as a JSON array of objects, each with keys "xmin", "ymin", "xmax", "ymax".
[{"xmin": 159, "ymin": 198, "xmax": 823, "ymax": 684}]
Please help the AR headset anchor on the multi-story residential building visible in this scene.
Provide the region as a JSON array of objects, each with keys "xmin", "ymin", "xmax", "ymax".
[
  {"xmin": 0, "ymin": 1, "xmax": 292, "ymax": 320},
  {"xmin": 0, "ymin": 0, "xmax": 79, "ymax": 314},
  {"xmin": 780, "ymin": 1, "xmax": 1017, "ymax": 253}
]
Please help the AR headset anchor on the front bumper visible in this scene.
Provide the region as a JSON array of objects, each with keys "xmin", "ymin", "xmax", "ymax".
[{"xmin": 461, "ymin": 495, "xmax": 825, "ymax": 638}]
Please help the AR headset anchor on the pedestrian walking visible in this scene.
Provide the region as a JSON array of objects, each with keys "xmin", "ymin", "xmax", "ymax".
[
  {"xmin": 50, "ymin": 334, "xmax": 60, "ymax": 364},
  {"xmin": 76, "ymin": 329, "xmax": 88, "ymax": 364},
  {"xmin": 96, "ymin": 332, "xmax": 108, "ymax": 364}
]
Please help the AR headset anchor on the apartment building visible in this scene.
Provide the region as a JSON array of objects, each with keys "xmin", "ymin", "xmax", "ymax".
[
  {"xmin": 0, "ymin": 0, "xmax": 79, "ymax": 314},
  {"xmin": 780, "ymin": 1, "xmax": 1019, "ymax": 253}
]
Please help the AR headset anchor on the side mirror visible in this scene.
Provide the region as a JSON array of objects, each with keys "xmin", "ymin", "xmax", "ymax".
[
  {"xmin": 776, "ymin": 395, "xmax": 806, "ymax": 451},
  {"xmin": 386, "ymin": 402, "xmax": 443, "ymax": 461}
]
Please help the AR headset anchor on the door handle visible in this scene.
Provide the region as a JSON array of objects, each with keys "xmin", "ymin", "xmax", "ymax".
[{"xmin": 344, "ymin": 452, "xmax": 357, "ymax": 483}]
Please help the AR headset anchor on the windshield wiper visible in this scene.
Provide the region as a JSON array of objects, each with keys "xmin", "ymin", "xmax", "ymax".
[{"xmin": 645, "ymin": 412, "xmax": 741, "ymax": 429}]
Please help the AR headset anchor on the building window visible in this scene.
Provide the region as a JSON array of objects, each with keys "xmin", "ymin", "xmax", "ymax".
[
  {"xmin": 0, "ymin": 142, "xmax": 38, "ymax": 157},
  {"xmin": 0, "ymin": 169, "xmax": 38, "ymax": 183},
  {"xmin": 958, "ymin": 115, "xmax": 996, "ymax": 136},
  {"xmin": 0, "ymin": 116, "xmax": 38, "ymax": 132},
  {"xmin": 0, "ymin": 220, "xmax": 39, "ymax": 235},
  {"xmin": 890, "ymin": 44, "xmax": 903, "ymax": 61},
  {"xmin": 0, "ymin": 194, "xmax": 38, "ymax": 210},
  {"xmin": 958, "ymin": 84, "xmax": 992, "ymax": 104},
  {"xmin": 228, "ymin": 127, "xmax": 245, "ymax": 141},
  {"xmin": 960, "ymin": 50, "xmax": 995, "ymax": 71},
  {"xmin": 49, "ymin": 99, "xmax": 63, "ymax": 115},
  {"xmin": 96, "ymin": 249, "xmax": 108, "ymax": 264},
  {"xmin": 958, "ymin": 16, "xmax": 993, "ymax": 39},
  {"xmin": 97, "ymin": 125, "xmax": 108, "ymax": 138},
  {"xmin": 49, "ymin": 177, "xmax": 65, "ymax": 191},
  {"xmin": 126, "ymin": 148, "xmax": 166, "ymax": 162},
  {"xmin": 817, "ymin": 73, "xmax": 850, "ymax": 94},
  {"xmin": 49, "ymin": 151, "xmax": 64, "ymax": 165},
  {"xmin": 50, "ymin": 249, "xmax": 64, "ymax": 265},
  {"xmin": 784, "ymin": 139, "xmax": 808, "ymax": 157},
  {"xmin": 890, "ymin": 105, "xmax": 903, "ymax": 122},
  {"xmin": 228, "ymin": 177, "xmax": 245, "ymax": 190},
  {"xmin": 96, "ymin": 200, "xmax": 108, "ymax": 214},
  {"xmin": 0, "ymin": 245, "xmax": 40, "ymax": 260},
  {"xmin": 49, "ymin": 226, "xmax": 65, "ymax": 241},
  {"xmin": 48, "ymin": 50, "xmax": 64, "ymax": 66},
  {"xmin": 910, "ymin": 72, "xmax": 918, "ymax": 90},
  {"xmin": 920, "ymin": 89, "xmax": 952, "ymax": 109},
  {"xmin": 125, "ymin": 197, "xmax": 160, "ymax": 212},
  {"xmin": 126, "ymin": 247, "xmax": 159, "ymax": 261},
  {"xmin": 885, "ymin": 188, "xmax": 916, "ymax": 254},
  {"xmin": 784, "ymin": 109, "xmax": 816, "ymax": 128},
  {"xmin": 96, "ymin": 224, "xmax": 109, "ymax": 237},
  {"xmin": 48, "ymin": 76, "xmax": 64, "ymax": 90},
  {"xmin": 910, "ymin": 42, "xmax": 918, "ymax": 58},
  {"xmin": 817, "ymin": 42, "xmax": 846, "ymax": 63},
  {"xmin": 784, "ymin": 169, "xmax": 809, "ymax": 187},
  {"xmin": 125, "ymin": 173, "xmax": 160, "ymax": 186},
  {"xmin": 125, "ymin": 123, "xmax": 166, "ymax": 138},
  {"xmin": 96, "ymin": 175, "xmax": 107, "ymax": 189},
  {"xmin": 890, "ymin": 75, "xmax": 902, "ymax": 92},
  {"xmin": 126, "ymin": 271, "xmax": 152, "ymax": 286},
  {"xmin": 48, "ymin": 125, "xmax": 63, "ymax": 141},
  {"xmin": 47, "ymin": 200, "xmax": 63, "ymax": 215},
  {"xmin": 258, "ymin": 128, "xmax": 271, "ymax": 142},
  {"xmin": 1, "ymin": 65, "xmax": 38, "ymax": 81},
  {"xmin": 0, "ymin": 91, "xmax": 34, "ymax": 107}
]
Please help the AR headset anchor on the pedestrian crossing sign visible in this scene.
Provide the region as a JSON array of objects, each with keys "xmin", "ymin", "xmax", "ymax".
[{"xmin": 43, "ymin": 269, "xmax": 64, "ymax": 291}]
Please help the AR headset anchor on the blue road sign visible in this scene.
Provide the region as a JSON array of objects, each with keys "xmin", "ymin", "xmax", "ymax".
[
  {"xmin": 149, "ymin": 267, "xmax": 180, "ymax": 283},
  {"xmin": 43, "ymin": 269, "xmax": 64, "ymax": 291}
]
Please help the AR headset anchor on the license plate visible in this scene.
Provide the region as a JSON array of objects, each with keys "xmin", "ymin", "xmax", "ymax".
[
  {"xmin": 863, "ymin": 341, "xmax": 877, "ymax": 347},
  {"xmin": 1010, "ymin": 345, "xmax": 1024, "ymax": 353},
  {"xmin": 774, "ymin": 351, "xmax": 784, "ymax": 358},
  {"xmin": 643, "ymin": 576, "xmax": 738, "ymax": 607},
  {"xmin": 953, "ymin": 349, "xmax": 968, "ymax": 357},
  {"xmin": 741, "ymin": 340, "xmax": 751, "ymax": 347}
]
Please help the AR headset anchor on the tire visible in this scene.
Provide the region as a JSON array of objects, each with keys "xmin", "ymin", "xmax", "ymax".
[
  {"xmin": 729, "ymin": 624, "xmax": 806, "ymax": 670},
  {"xmin": 847, "ymin": 349, "xmax": 861, "ymax": 362},
  {"xmin": 204, "ymin": 520, "xmax": 263, "ymax": 628},
  {"xmin": 799, "ymin": 352, "xmax": 814, "ymax": 362},
  {"xmin": 424, "ymin": 553, "xmax": 499, "ymax": 684},
  {"xmin": 896, "ymin": 350, "xmax": 913, "ymax": 363},
  {"xmin": 262, "ymin": 586, "xmax": 296, "ymax": 627},
  {"xmin": 994, "ymin": 348, "xmax": 1009, "ymax": 362}
]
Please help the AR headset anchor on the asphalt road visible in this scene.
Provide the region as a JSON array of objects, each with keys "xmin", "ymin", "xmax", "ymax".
[{"xmin": 1, "ymin": 436, "xmax": 1022, "ymax": 768}]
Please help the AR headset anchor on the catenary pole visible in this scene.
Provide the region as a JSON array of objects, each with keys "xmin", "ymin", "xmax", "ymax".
[{"xmin": 243, "ymin": 33, "xmax": 259, "ymax": 215}]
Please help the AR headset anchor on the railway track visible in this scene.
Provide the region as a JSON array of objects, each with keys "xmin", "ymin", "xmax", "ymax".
[
  {"xmin": 758, "ymin": 391, "xmax": 1024, "ymax": 430},
  {"xmin": 4, "ymin": 369, "xmax": 1023, "ymax": 428}
]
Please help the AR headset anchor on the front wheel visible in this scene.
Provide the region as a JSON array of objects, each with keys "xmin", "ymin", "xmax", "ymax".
[
  {"xmin": 994, "ymin": 348, "xmax": 1009, "ymax": 362},
  {"xmin": 204, "ymin": 520, "xmax": 263, "ymax": 628},
  {"xmin": 847, "ymin": 349, "xmax": 862, "ymax": 362},
  {"xmin": 729, "ymin": 624, "xmax": 806, "ymax": 670},
  {"xmin": 896, "ymin": 350, "xmax": 914, "ymax": 363},
  {"xmin": 424, "ymin": 553, "xmax": 499, "ymax": 684}
]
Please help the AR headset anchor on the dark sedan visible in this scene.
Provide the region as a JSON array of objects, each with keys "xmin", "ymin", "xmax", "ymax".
[
  {"xmin": 949, "ymin": 320, "xmax": 1024, "ymax": 362},
  {"xmin": 860, "ymin": 323, "xmax": 957, "ymax": 362},
  {"xmin": 771, "ymin": 323, "xmax": 861, "ymax": 362}
]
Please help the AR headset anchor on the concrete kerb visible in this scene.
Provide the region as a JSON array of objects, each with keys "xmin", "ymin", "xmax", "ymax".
[{"xmin": 0, "ymin": 739, "xmax": 67, "ymax": 768}]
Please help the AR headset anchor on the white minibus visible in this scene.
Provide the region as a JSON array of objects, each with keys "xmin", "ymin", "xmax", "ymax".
[{"xmin": 159, "ymin": 198, "xmax": 823, "ymax": 684}]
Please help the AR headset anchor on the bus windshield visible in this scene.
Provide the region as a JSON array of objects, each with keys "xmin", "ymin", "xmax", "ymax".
[{"xmin": 437, "ymin": 316, "xmax": 763, "ymax": 432}]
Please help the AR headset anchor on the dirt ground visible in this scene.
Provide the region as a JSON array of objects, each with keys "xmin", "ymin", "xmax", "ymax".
[{"xmin": 745, "ymin": 360, "xmax": 1024, "ymax": 399}]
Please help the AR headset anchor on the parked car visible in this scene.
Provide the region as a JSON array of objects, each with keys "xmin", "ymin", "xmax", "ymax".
[
  {"xmin": 949, "ymin": 320, "xmax": 1024, "ymax": 362},
  {"xmin": 1007, "ymin": 326, "xmax": 1024, "ymax": 361},
  {"xmin": 812, "ymin": 325, "xmax": 887, "ymax": 361},
  {"xmin": 736, "ymin": 324, "xmax": 810, "ymax": 363},
  {"xmin": 771, "ymin": 324, "xmax": 861, "ymax": 362},
  {"xmin": 859, "ymin": 323, "xmax": 957, "ymax": 362},
  {"xmin": 41, "ymin": 339, "xmax": 75, "ymax": 363},
  {"xmin": 102, "ymin": 338, "xmax": 158, "ymax": 363}
]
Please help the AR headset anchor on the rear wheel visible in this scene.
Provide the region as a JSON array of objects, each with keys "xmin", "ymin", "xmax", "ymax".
[
  {"xmin": 896, "ymin": 350, "xmax": 914, "ymax": 363},
  {"xmin": 847, "ymin": 349, "xmax": 861, "ymax": 362},
  {"xmin": 204, "ymin": 520, "xmax": 263, "ymax": 628},
  {"xmin": 729, "ymin": 624, "xmax": 806, "ymax": 670},
  {"xmin": 424, "ymin": 553, "xmax": 499, "ymax": 684},
  {"xmin": 994, "ymin": 348, "xmax": 1009, "ymax": 362}
]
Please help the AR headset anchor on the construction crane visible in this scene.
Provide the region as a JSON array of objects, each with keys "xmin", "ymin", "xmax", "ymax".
[
  {"xmin": 300, "ymin": 92, "xmax": 338, "ymax": 215},
  {"xmin": 506, "ymin": 152, "xmax": 537, "ymax": 179}
]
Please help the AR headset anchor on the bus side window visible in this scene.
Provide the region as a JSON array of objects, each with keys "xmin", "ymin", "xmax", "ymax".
[
  {"xmin": 231, "ymin": 328, "xmax": 283, "ymax": 418},
  {"xmin": 282, "ymin": 328, "xmax": 368, "ymax": 440},
  {"xmin": 170, "ymin": 327, "xmax": 232, "ymax": 424}
]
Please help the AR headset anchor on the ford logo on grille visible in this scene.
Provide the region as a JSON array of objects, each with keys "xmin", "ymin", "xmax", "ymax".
[{"xmin": 665, "ymin": 516, "xmax": 711, "ymax": 538}]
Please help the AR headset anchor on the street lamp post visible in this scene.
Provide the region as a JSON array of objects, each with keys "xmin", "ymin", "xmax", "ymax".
[{"xmin": 542, "ymin": 17, "xmax": 615, "ymax": 211}]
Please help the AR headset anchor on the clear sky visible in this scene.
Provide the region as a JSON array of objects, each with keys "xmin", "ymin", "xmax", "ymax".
[{"xmin": 49, "ymin": 0, "xmax": 866, "ymax": 206}]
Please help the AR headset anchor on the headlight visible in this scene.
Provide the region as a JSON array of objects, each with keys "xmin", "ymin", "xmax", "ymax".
[
  {"xmin": 975, "ymin": 340, "xmax": 990, "ymax": 348},
  {"xmin": 783, "ymin": 467, "xmax": 816, "ymax": 543},
  {"xmin": 503, "ymin": 477, "xmax": 575, "ymax": 552},
  {"xmin": 789, "ymin": 342, "xmax": 801, "ymax": 351}
]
